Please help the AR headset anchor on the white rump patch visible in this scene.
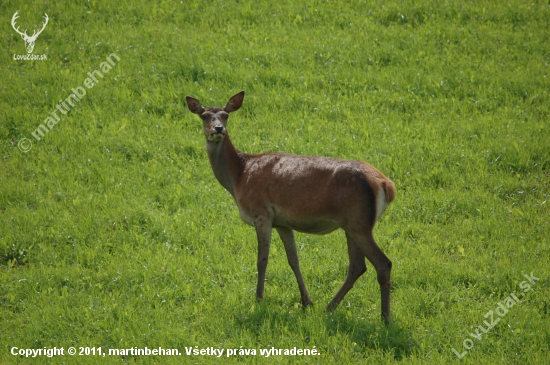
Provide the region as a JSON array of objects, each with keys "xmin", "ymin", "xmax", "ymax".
[{"xmin": 375, "ymin": 187, "xmax": 389, "ymax": 223}]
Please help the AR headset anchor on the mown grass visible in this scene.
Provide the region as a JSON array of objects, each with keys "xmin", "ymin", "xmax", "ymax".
[{"xmin": 1, "ymin": 0, "xmax": 549, "ymax": 363}]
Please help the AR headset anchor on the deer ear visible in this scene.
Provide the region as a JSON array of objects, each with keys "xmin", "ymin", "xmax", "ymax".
[
  {"xmin": 186, "ymin": 96, "xmax": 204, "ymax": 114},
  {"xmin": 224, "ymin": 91, "xmax": 245, "ymax": 113}
]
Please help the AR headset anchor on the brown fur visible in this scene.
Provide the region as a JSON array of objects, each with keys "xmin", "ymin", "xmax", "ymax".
[{"xmin": 186, "ymin": 91, "xmax": 395, "ymax": 324}]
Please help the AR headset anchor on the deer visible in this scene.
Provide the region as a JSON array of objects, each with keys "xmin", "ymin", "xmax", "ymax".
[
  {"xmin": 186, "ymin": 91, "xmax": 395, "ymax": 324},
  {"xmin": 11, "ymin": 11, "xmax": 49, "ymax": 54}
]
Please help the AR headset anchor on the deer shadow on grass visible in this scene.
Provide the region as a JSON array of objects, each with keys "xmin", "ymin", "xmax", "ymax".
[
  {"xmin": 323, "ymin": 311, "xmax": 417, "ymax": 360},
  {"xmin": 232, "ymin": 300, "xmax": 417, "ymax": 360}
]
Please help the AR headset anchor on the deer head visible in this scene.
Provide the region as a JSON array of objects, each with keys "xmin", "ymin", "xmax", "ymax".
[
  {"xmin": 186, "ymin": 91, "xmax": 245, "ymax": 143},
  {"xmin": 11, "ymin": 11, "xmax": 49, "ymax": 54}
]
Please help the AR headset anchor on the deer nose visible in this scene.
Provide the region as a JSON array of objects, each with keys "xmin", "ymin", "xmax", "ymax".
[{"xmin": 214, "ymin": 126, "xmax": 224, "ymax": 133}]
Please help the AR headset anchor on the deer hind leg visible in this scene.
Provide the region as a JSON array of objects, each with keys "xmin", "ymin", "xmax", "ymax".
[
  {"xmin": 276, "ymin": 227, "xmax": 313, "ymax": 307},
  {"xmin": 355, "ymin": 231, "xmax": 392, "ymax": 325},
  {"xmin": 327, "ymin": 232, "xmax": 367, "ymax": 311},
  {"xmin": 254, "ymin": 216, "xmax": 273, "ymax": 302}
]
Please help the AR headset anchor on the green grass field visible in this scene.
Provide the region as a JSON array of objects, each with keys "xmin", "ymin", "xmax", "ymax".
[{"xmin": 1, "ymin": 0, "xmax": 549, "ymax": 363}]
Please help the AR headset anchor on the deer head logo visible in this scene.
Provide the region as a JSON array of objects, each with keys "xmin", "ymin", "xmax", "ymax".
[{"xmin": 11, "ymin": 11, "xmax": 49, "ymax": 54}]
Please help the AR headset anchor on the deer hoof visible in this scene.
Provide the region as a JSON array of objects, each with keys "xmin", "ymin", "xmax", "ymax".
[
  {"xmin": 325, "ymin": 301, "xmax": 339, "ymax": 312},
  {"xmin": 302, "ymin": 300, "xmax": 314, "ymax": 308}
]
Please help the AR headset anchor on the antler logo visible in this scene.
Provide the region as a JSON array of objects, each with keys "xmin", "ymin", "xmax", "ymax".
[{"xmin": 11, "ymin": 11, "xmax": 49, "ymax": 54}]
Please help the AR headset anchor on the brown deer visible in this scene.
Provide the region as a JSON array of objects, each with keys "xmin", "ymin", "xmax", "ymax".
[{"xmin": 186, "ymin": 91, "xmax": 395, "ymax": 324}]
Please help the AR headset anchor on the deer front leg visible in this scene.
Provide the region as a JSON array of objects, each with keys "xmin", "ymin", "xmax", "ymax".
[
  {"xmin": 276, "ymin": 227, "xmax": 313, "ymax": 307},
  {"xmin": 254, "ymin": 216, "xmax": 272, "ymax": 302}
]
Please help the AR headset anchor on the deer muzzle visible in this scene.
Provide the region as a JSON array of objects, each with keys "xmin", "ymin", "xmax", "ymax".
[{"xmin": 208, "ymin": 126, "xmax": 226, "ymax": 142}]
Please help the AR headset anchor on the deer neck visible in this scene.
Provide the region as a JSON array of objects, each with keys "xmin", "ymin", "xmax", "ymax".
[{"xmin": 206, "ymin": 135, "xmax": 244, "ymax": 198}]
